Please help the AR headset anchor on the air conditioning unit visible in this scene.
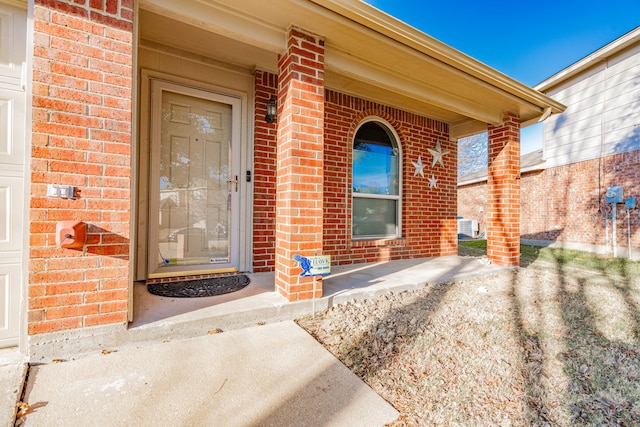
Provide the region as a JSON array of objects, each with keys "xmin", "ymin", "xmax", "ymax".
[{"xmin": 457, "ymin": 219, "xmax": 479, "ymax": 238}]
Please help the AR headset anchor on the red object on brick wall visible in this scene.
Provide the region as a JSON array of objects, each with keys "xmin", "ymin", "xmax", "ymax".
[{"xmin": 29, "ymin": 0, "xmax": 133, "ymax": 335}]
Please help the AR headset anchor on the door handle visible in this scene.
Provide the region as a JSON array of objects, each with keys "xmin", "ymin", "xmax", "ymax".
[{"xmin": 227, "ymin": 176, "xmax": 238, "ymax": 192}]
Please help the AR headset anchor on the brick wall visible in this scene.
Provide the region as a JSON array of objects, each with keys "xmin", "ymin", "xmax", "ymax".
[
  {"xmin": 29, "ymin": 0, "xmax": 133, "ymax": 334},
  {"xmin": 253, "ymin": 71, "xmax": 278, "ymax": 272},
  {"xmin": 458, "ymin": 149, "xmax": 640, "ymax": 253},
  {"xmin": 457, "ymin": 181, "xmax": 487, "ymax": 236},
  {"xmin": 252, "ymin": 75, "xmax": 457, "ymax": 272},
  {"xmin": 324, "ymin": 92, "xmax": 456, "ymax": 264},
  {"xmin": 521, "ymin": 150, "xmax": 640, "ymax": 248}
]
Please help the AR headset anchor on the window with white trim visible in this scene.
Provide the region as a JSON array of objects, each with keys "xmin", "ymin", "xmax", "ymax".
[{"xmin": 352, "ymin": 121, "xmax": 401, "ymax": 239}]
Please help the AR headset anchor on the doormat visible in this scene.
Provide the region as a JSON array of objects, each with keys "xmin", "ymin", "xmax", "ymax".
[{"xmin": 147, "ymin": 275, "xmax": 250, "ymax": 298}]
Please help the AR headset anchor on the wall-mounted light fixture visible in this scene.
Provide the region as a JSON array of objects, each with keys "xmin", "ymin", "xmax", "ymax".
[{"xmin": 265, "ymin": 97, "xmax": 277, "ymax": 124}]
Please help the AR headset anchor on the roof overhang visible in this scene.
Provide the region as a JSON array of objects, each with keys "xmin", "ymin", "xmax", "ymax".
[
  {"xmin": 3, "ymin": 0, "xmax": 26, "ymax": 7},
  {"xmin": 139, "ymin": 0, "xmax": 565, "ymax": 139},
  {"xmin": 458, "ymin": 159, "xmax": 546, "ymax": 186},
  {"xmin": 458, "ymin": 148, "xmax": 545, "ymax": 186},
  {"xmin": 535, "ymin": 26, "xmax": 640, "ymax": 93}
]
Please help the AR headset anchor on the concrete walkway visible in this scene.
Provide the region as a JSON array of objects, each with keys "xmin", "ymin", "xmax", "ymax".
[
  {"xmin": 0, "ymin": 348, "xmax": 27, "ymax": 427},
  {"xmin": 2, "ymin": 255, "xmax": 507, "ymax": 425},
  {"xmin": 127, "ymin": 255, "xmax": 507, "ymax": 351},
  {"xmin": 15, "ymin": 322, "xmax": 398, "ymax": 426}
]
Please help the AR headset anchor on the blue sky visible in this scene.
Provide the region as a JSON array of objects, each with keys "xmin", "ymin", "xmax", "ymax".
[{"xmin": 364, "ymin": 0, "xmax": 640, "ymax": 152}]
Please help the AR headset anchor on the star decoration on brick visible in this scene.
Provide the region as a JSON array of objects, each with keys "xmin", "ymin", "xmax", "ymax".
[
  {"xmin": 427, "ymin": 139, "xmax": 450, "ymax": 168},
  {"xmin": 412, "ymin": 155, "xmax": 426, "ymax": 177},
  {"xmin": 428, "ymin": 174, "xmax": 438, "ymax": 189}
]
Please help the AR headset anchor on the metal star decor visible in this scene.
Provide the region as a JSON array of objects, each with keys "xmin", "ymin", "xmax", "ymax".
[
  {"xmin": 428, "ymin": 174, "xmax": 438, "ymax": 189},
  {"xmin": 412, "ymin": 155, "xmax": 426, "ymax": 177},
  {"xmin": 427, "ymin": 139, "xmax": 450, "ymax": 168}
]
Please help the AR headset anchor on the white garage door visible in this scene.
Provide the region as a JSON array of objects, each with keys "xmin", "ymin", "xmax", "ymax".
[{"xmin": 0, "ymin": 2, "xmax": 26, "ymax": 348}]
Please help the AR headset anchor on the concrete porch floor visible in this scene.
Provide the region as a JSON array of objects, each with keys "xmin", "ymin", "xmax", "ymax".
[{"xmin": 130, "ymin": 255, "xmax": 509, "ymax": 341}]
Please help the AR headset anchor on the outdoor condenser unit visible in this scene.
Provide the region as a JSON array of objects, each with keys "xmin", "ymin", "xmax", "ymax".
[{"xmin": 457, "ymin": 219, "xmax": 479, "ymax": 238}]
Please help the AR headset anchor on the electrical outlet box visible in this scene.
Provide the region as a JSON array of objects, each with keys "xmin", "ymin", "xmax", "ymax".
[
  {"xmin": 605, "ymin": 186, "xmax": 624, "ymax": 204},
  {"xmin": 47, "ymin": 184, "xmax": 76, "ymax": 199},
  {"xmin": 626, "ymin": 197, "xmax": 637, "ymax": 210}
]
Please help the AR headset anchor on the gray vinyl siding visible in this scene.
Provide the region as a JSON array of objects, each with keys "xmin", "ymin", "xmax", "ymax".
[{"xmin": 543, "ymin": 42, "xmax": 640, "ymax": 168}]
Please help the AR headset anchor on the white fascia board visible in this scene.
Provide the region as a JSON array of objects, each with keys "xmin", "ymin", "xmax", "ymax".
[
  {"xmin": 458, "ymin": 175, "xmax": 488, "ymax": 186},
  {"xmin": 142, "ymin": 0, "xmax": 565, "ymax": 122},
  {"xmin": 535, "ymin": 26, "xmax": 640, "ymax": 92},
  {"xmin": 457, "ymin": 161, "xmax": 546, "ymax": 187},
  {"xmin": 309, "ymin": 0, "xmax": 565, "ymax": 115}
]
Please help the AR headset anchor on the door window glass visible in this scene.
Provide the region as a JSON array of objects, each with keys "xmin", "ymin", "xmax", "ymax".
[{"xmin": 156, "ymin": 91, "xmax": 232, "ymax": 267}]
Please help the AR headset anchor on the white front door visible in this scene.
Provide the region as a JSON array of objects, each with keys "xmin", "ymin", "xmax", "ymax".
[
  {"xmin": 0, "ymin": 3, "xmax": 26, "ymax": 348},
  {"xmin": 148, "ymin": 81, "xmax": 242, "ymax": 278}
]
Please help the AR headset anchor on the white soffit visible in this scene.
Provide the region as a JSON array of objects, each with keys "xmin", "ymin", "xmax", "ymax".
[
  {"xmin": 139, "ymin": 0, "xmax": 565, "ymax": 129},
  {"xmin": 2, "ymin": 0, "xmax": 26, "ymax": 8}
]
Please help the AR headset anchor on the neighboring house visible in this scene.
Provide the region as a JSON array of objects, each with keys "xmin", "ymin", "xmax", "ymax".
[
  {"xmin": 0, "ymin": 0, "xmax": 563, "ymax": 355},
  {"xmin": 459, "ymin": 26, "xmax": 640, "ymax": 259},
  {"xmin": 458, "ymin": 148, "xmax": 546, "ymax": 238}
]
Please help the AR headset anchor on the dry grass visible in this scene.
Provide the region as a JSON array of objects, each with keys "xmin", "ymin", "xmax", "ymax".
[{"xmin": 297, "ymin": 253, "xmax": 640, "ymax": 426}]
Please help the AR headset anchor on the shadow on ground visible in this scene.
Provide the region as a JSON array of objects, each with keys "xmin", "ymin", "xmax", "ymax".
[
  {"xmin": 301, "ymin": 242, "xmax": 640, "ymax": 424},
  {"xmin": 510, "ymin": 249, "xmax": 640, "ymax": 425}
]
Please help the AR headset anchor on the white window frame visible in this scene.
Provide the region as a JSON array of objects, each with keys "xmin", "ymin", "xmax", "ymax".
[{"xmin": 351, "ymin": 118, "xmax": 402, "ymax": 240}]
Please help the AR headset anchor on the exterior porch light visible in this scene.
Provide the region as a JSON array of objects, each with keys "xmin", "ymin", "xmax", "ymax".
[{"xmin": 265, "ymin": 97, "xmax": 277, "ymax": 124}]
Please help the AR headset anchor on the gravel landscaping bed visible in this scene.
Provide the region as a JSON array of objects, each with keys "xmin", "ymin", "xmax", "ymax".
[{"xmin": 297, "ymin": 265, "xmax": 640, "ymax": 426}]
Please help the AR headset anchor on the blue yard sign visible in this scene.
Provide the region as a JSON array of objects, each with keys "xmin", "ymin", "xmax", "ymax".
[{"xmin": 293, "ymin": 255, "xmax": 331, "ymax": 277}]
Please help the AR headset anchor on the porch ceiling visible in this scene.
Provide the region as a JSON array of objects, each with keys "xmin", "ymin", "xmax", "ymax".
[{"xmin": 139, "ymin": 0, "xmax": 565, "ymax": 138}]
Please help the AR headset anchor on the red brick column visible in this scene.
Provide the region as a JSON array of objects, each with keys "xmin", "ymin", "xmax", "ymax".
[
  {"xmin": 487, "ymin": 112, "xmax": 521, "ymax": 266},
  {"xmin": 29, "ymin": 0, "xmax": 133, "ymax": 334},
  {"xmin": 275, "ymin": 27, "xmax": 325, "ymax": 301}
]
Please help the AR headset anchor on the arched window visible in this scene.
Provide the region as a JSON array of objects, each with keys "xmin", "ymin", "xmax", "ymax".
[{"xmin": 352, "ymin": 121, "xmax": 401, "ymax": 239}]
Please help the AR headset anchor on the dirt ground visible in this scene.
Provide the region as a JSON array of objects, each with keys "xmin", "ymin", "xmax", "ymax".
[{"xmin": 297, "ymin": 260, "xmax": 640, "ymax": 426}]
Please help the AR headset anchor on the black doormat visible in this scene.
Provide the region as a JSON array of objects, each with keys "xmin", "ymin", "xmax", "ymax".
[{"xmin": 147, "ymin": 275, "xmax": 250, "ymax": 298}]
